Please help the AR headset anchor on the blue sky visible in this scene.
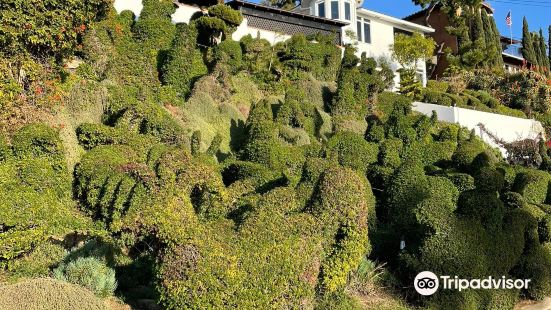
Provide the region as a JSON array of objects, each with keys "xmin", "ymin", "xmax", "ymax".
[{"xmin": 363, "ymin": 0, "xmax": 550, "ymax": 42}]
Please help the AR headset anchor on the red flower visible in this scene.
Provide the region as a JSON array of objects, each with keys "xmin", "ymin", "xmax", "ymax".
[{"xmin": 34, "ymin": 86, "xmax": 43, "ymax": 95}]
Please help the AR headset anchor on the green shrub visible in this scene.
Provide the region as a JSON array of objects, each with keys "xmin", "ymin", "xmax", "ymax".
[
  {"xmin": 7, "ymin": 242, "xmax": 67, "ymax": 279},
  {"xmin": 379, "ymin": 138, "xmax": 403, "ymax": 168},
  {"xmin": 76, "ymin": 123, "xmax": 159, "ymax": 152},
  {"xmin": 0, "ymin": 125, "xmax": 92, "ymax": 262},
  {"xmin": 161, "ymin": 24, "xmax": 207, "ymax": 98},
  {"xmin": 422, "ymin": 89, "xmax": 452, "ymax": 106},
  {"xmin": 513, "ymin": 169, "xmax": 551, "ymax": 204},
  {"xmin": 0, "ymin": 278, "xmax": 108, "ymax": 310},
  {"xmin": 53, "ymin": 256, "xmax": 117, "ymax": 297},
  {"xmin": 452, "ymin": 138, "xmax": 487, "ymax": 170},
  {"xmin": 132, "ymin": 0, "xmax": 176, "ymax": 50},
  {"xmin": 326, "ymin": 131, "xmax": 378, "ymax": 171},
  {"xmin": 445, "ymin": 173, "xmax": 475, "ymax": 193},
  {"xmin": 212, "ymin": 39, "xmax": 242, "ymax": 72},
  {"xmin": 502, "ymin": 191, "xmax": 525, "ymax": 209},
  {"xmin": 314, "ymin": 167, "xmax": 374, "ymax": 292},
  {"xmin": 0, "ymin": 0, "xmax": 109, "ymax": 57},
  {"xmin": 376, "ymin": 92, "xmax": 412, "ymax": 122},
  {"xmin": 208, "ymin": 4, "xmax": 243, "ymax": 26},
  {"xmin": 426, "ymin": 80, "xmax": 450, "ymax": 93},
  {"xmin": 437, "ymin": 124, "xmax": 459, "ymax": 142},
  {"xmin": 513, "ymin": 243, "xmax": 551, "ymax": 300},
  {"xmin": 12, "ymin": 123, "xmax": 64, "ymax": 161}
]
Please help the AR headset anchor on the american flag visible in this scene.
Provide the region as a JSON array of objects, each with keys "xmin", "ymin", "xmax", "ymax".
[{"xmin": 506, "ymin": 11, "xmax": 512, "ymax": 26}]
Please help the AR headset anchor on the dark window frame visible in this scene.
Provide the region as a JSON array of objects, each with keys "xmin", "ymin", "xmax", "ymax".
[
  {"xmin": 330, "ymin": 1, "xmax": 339, "ymax": 19},
  {"xmin": 317, "ymin": 2, "xmax": 325, "ymax": 18},
  {"xmin": 344, "ymin": 2, "xmax": 351, "ymax": 21}
]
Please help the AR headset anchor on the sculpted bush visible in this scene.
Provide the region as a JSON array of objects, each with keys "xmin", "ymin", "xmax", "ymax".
[
  {"xmin": 0, "ymin": 125, "xmax": 93, "ymax": 261},
  {"xmin": 161, "ymin": 24, "xmax": 207, "ymax": 98}
]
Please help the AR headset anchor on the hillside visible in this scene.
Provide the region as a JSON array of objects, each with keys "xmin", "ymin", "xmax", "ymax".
[{"xmin": 0, "ymin": 1, "xmax": 550, "ymax": 309}]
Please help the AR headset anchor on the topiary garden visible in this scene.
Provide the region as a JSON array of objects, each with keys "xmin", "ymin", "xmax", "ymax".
[{"xmin": 0, "ymin": 1, "xmax": 550, "ymax": 309}]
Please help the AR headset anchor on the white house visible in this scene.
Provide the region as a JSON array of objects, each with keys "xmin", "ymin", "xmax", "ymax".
[
  {"xmin": 298, "ymin": 0, "xmax": 434, "ymax": 87},
  {"xmin": 114, "ymin": 0, "xmax": 434, "ymax": 88}
]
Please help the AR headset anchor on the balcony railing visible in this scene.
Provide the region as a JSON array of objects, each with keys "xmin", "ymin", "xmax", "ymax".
[{"xmin": 503, "ymin": 44, "xmax": 523, "ymax": 59}]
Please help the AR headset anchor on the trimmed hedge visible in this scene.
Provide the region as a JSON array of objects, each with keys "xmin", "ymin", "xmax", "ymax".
[
  {"xmin": 513, "ymin": 169, "xmax": 551, "ymax": 204},
  {"xmin": 326, "ymin": 131, "xmax": 378, "ymax": 171}
]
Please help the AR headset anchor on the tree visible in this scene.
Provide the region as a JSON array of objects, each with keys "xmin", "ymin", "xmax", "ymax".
[
  {"xmin": 489, "ymin": 14, "xmax": 504, "ymax": 68},
  {"xmin": 262, "ymin": 0, "xmax": 298, "ymax": 10},
  {"xmin": 391, "ymin": 32, "xmax": 435, "ymax": 97},
  {"xmin": 538, "ymin": 29, "xmax": 550, "ymax": 71},
  {"xmin": 522, "ymin": 17, "xmax": 538, "ymax": 66},
  {"xmin": 481, "ymin": 10, "xmax": 502, "ymax": 68},
  {"xmin": 471, "ymin": 9, "xmax": 486, "ymax": 50},
  {"xmin": 548, "ymin": 25, "xmax": 551, "ymax": 69},
  {"xmin": 391, "ymin": 32, "xmax": 436, "ymax": 70}
]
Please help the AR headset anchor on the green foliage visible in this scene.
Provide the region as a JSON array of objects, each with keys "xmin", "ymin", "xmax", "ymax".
[
  {"xmin": 326, "ymin": 131, "xmax": 378, "ymax": 171},
  {"xmin": 332, "ymin": 47, "xmax": 393, "ymax": 117},
  {"xmin": 398, "ymin": 68, "xmax": 423, "ymax": 98},
  {"xmin": 7, "ymin": 242, "xmax": 68, "ymax": 279},
  {"xmin": 212, "ymin": 39, "xmax": 243, "ymax": 73},
  {"xmin": 513, "ymin": 243, "xmax": 551, "ymax": 300},
  {"xmin": 379, "ymin": 138, "xmax": 403, "ymax": 168},
  {"xmin": 0, "ymin": 278, "xmax": 108, "ymax": 310},
  {"xmin": 0, "ymin": 0, "xmax": 109, "ymax": 57},
  {"xmin": 280, "ymin": 33, "xmax": 341, "ymax": 81},
  {"xmin": 452, "ymin": 137, "xmax": 488, "ymax": 170},
  {"xmin": 53, "ymin": 256, "xmax": 117, "ymax": 297},
  {"xmin": 513, "ymin": 169, "xmax": 551, "ymax": 204},
  {"xmin": 522, "ymin": 17, "xmax": 538, "ymax": 66},
  {"xmin": 162, "ymin": 24, "xmax": 207, "ymax": 98},
  {"xmin": 314, "ymin": 167, "xmax": 374, "ymax": 292},
  {"xmin": 391, "ymin": 32, "xmax": 435, "ymax": 69},
  {"xmin": 426, "ymin": 80, "xmax": 450, "ymax": 93},
  {"xmin": 208, "ymin": 4, "xmax": 244, "ymax": 26},
  {"xmin": 0, "ymin": 125, "xmax": 93, "ymax": 261},
  {"xmin": 133, "ymin": 0, "xmax": 176, "ymax": 50}
]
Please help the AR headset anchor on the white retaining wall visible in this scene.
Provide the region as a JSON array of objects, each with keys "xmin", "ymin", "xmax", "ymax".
[{"xmin": 413, "ymin": 102, "xmax": 545, "ymax": 156}]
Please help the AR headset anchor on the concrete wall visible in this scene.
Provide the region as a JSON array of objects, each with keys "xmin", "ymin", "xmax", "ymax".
[{"xmin": 413, "ymin": 102, "xmax": 545, "ymax": 155}]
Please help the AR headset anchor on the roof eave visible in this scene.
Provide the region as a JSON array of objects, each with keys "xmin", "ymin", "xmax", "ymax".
[
  {"xmin": 227, "ymin": 0, "xmax": 348, "ymax": 27},
  {"xmin": 358, "ymin": 8, "xmax": 435, "ymax": 33}
]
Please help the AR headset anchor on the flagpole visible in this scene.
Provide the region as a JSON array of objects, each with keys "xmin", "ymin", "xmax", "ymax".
[{"xmin": 509, "ymin": 10, "xmax": 513, "ymax": 45}]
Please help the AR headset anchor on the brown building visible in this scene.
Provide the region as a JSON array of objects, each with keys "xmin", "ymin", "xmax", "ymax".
[{"xmin": 404, "ymin": 3, "xmax": 523, "ymax": 79}]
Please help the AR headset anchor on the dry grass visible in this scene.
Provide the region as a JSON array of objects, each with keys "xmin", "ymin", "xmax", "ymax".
[{"xmin": 0, "ymin": 278, "xmax": 108, "ymax": 310}]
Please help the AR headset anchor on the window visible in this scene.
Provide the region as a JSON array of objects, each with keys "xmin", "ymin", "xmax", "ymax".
[
  {"xmin": 363, "ymin": 21, "xmax": 371, "ymax": 43},
  {"xmin": 344, "ymin": 2, "xmax": 351, "ymax": 20},
  {"xmin": 356, "ymin": 18, "xmax": 371, "ymax": 43},
  {"xmin": 331, "ymin": 1, "xmax": 339, "ymax": 19},
  {"xmin": 317, "ymin": 2, "xmax": 325, "ymax": 18}
]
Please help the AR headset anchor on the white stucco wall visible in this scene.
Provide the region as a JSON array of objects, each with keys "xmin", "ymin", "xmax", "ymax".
[
  {"xmin": 114, "ymin": 0, "xmax": 202, "ymax": 24},
  {"xmin": 232, "ymin": 19, "xmax": 292, "ymax": 44},
  {"xmin": 171, "ymin": 4, "xmax": 203, "ymax": 24},
  {"xmin": 413, "ymin": 102, "xmax": 545, "ymax": 156},
  {"xmin": 113, "ymin": 0, "xmax": 143, "ymax": 17}
]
